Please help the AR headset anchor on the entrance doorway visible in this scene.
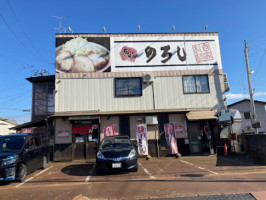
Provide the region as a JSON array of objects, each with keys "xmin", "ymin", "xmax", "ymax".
[
  {"xmin": 71, "ymin": 119, "xmax": 99, "ymax": 160},
  {"xmin": 188, "ymin": 121, "xmax": 211, "ymax": 154},
  {"xmin": 188, "ymin": 122, "xmax": 201, "ymax": 153}
]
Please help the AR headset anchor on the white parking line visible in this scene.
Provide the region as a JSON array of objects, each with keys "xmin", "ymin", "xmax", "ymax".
[
  {"xmin": 180, "ymin": 160, "xmax": 219, "ymax": 175},
  {"xmin": 139, "ymin": 163, "xmax": 155, "ymax": 179},
  {"xmin": 15, "ymin": 166, "xmax": 53, "ymax": 188},
  {"xmin": 85, "ymin": 164, "xmax": 95, "ymax": 182}
]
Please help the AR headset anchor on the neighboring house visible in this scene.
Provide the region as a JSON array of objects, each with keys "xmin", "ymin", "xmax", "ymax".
[
  {"xmin": 0, "ymin": 117, "xmax": 18, "ymax": 135},
  {"xmin": 228, "ymin": 99, "xmax": 266, "ymax": 134}
]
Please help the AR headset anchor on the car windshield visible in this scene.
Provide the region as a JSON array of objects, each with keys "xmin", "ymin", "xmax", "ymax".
[
  {"xmin": 100, "ymin": 138, "xmax": 132, "ymax": 150},
  {"xmin": 0, "ymin": 136, "xmax": 26, "ymax": 152}
]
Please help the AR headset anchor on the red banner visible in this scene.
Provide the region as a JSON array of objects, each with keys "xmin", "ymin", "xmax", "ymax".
[{"xmin": 164, "ymin": 123, "xmax": 178, "ymax": 154}]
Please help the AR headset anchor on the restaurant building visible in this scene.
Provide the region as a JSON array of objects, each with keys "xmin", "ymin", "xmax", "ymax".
[{"xmin": 51, "ymin": 32, "xmax": 229, "ymax": 161}]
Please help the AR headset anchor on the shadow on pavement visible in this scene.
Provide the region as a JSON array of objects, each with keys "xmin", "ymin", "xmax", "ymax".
[
  {"xmin": 61, "ymin": 163, "xmax": 132, "ymax": 177},
  {"xmin": 61, "ymin": 163, "xmax": 93, "ymax": 176},
  {"xmin": 180, "ymin": 174, "xmax": 204, "ymax": 177},
  {"xmin": 216, "ymin": 154, "xmax": 264, "ymax": 167}
]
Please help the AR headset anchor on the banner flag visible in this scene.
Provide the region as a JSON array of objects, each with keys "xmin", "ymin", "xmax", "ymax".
[
  {"xmin": 136, "ymin": 124, "xmax": 148, "ymax": 155},
  {"xmin": 164, "ymin": 123, "xmax": 178, "ymax": 154}
]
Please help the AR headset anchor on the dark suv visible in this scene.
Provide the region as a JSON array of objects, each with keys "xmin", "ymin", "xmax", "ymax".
[{"xmin": 0, "ymin": 133, "xmax": 50, "ymax": 182}]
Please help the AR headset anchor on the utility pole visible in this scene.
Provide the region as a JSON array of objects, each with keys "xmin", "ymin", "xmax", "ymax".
[{"xmin": 244, "ymin": 40, "xmax": 258, "ymax": 134}]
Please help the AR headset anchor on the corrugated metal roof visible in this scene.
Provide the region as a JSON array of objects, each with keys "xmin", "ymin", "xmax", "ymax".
[
  {"xmin": 0, "ymin": 117, "xmax": 19, "ymax": 126},
  {"xmin": 228, "ymin": 99, "xmax": 266, "ymax": 107},
  {"xmin": 52, "ymin": 109, "xmax": 188, "ymax": 117}
]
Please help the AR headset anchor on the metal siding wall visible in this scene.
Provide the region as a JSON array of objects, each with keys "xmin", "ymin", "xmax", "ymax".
[
  {"xmin": 55, "ymin": 78, "xmax": 154, "ymax": 112},
  {"xmin": 154, "ymin": 75, "xmax": 224, "ymax": 109}
]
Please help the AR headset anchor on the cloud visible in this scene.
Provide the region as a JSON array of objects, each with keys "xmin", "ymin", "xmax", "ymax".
[
  {"xmin": 254, "ymin": 92, "xmax": 266, "ymax": 97},
  {"xmin": 226, "ymin": 93, "xmax": 249, "ymax": 100},
  {"xmin": 226, "ymin": 92, "xmax": 266, "ymax": 100}
]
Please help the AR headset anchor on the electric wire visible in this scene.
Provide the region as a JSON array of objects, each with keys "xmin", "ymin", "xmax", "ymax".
[
  {"xmin": 6, "ymin": 0, "xmax": 53, "ymax": 65},
  {"xmin": 0, "ymin": 90, "xmax": 31, "ymax": 106},
  {"xmin": 0, "ymin": 14, "xmax": 51, "ymax": 67},
  {"xmin": 251, "ymin": 49, "xmax": 266, "ymax": 83}
]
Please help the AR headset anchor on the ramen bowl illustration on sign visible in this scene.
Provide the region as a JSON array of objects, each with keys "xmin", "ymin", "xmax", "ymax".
[{"xmin": 55, "ymin": 37, "xmax": 110, "ymax": 73}]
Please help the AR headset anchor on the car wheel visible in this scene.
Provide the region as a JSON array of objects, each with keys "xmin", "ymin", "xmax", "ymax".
[
  {"xmin": 131, "ymin": 165, "xmax": 138, "ymax": 172},
  {"xmin": 96, "ymin": 169, "xmax": 104, "ymax": 175},
  {"xmin": 16, "ymin": 164, "xmax": 27, "ymax": 182},
  {"xmin": 41, "ymin": 156, "xmax": 47, "ymax": 169}
]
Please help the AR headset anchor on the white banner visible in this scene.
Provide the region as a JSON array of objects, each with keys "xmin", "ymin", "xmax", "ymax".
[
  {"xmin": 136, "ymin": 124, "xmax": 148, "ymax": 155},
  {"xmin": 112, "ymin": 35, "xmax": 221, "ymax": 72}
]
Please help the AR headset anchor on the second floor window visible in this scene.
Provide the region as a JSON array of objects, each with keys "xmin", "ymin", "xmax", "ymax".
[
  {"xmin": 244, "ymin": 112, "xmax": 251, "ymax": 119},
  {"xmin": 115, "ymin": 78, "xmax": 142, "ymax": 97},
  {"xmin": 183, "ymin": 75, "xmax": 209, "ymax": 94}
]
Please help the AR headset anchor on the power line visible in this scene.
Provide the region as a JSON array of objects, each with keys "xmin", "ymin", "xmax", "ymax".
[
  {"xmin": 7, "ymin": 0, "xmax": 52, "ymax": 64},
  {"xmin": 0, "ymin": 14, "xmax": 52, "ymax": 66},
  {"xmin": 0, "ymin": 107, "xmax": 30, "ymax": 111},
  {"xmin": 251, "ymin": 49, "xmax": 266, "ymax": 83}
]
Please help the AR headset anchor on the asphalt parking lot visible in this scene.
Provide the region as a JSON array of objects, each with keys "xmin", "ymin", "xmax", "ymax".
[{"xmin": 1, "ymin": 155, "xmax": 266, "ymax": 199}]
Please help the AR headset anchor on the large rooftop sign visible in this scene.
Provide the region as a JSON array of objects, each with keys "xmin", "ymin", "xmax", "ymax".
[{"xmin": 55, "ymin": 33, "xmax": 222, "ymax": 73}]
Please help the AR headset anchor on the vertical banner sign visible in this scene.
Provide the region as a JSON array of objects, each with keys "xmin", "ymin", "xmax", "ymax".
[
  {"xmin": 164, "ymin": 123, "xmax": 178, "ymax": 154},
  {"xmin": 136, "ymin": 124, "xmax": 148, "ymax": 155},
  {"xmin": 103, "ymin": 125, "xmax": 115, "ymax": 137}
]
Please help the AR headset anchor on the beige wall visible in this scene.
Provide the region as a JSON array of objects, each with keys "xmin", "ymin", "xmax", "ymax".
[
  {"xmin": 55, "ymin": 117, "xmax": 72, "ymax": 144},
  {"xmin": 55, "ymin": 74, "xmax": 226, "ymax": 113},
  {"xmin": 130, "ymin": 115, "xmax": 158, "ymax": 140},
  {"xmin": 0, "ymin": 122, "xmax": 16, "ymax": 135}
]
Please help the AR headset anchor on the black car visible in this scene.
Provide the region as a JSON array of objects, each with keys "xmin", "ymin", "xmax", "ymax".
[
  {"xmin": 0, "ymin": 133, "xmax": 50, "ymax": 182},
  {"xmin": 96, "ymin": 135, "xmax": 138, "ymax": 174}
]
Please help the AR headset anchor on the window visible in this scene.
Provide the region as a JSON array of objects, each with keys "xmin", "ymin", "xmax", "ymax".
[
  {"xmin": 244, "ymin": 112, "xmax": 251, "ymax": 119},
  {"xmin": 115, "ymin": 78, "xmax": 142, "ymax": 97},
  {"xmin": 183, "ymin": 75, "xmax": 209, "ymax": 94}
]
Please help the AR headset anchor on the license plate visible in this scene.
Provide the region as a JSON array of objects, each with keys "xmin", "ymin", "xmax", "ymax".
[{"xmin": 112, "ymin": 163, "xmax": 122, "ymax": 168}]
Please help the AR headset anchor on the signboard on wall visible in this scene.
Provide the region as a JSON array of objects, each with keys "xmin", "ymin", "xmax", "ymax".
[
  {"xmin": 103, "ymin": 125, "xmax": 115, "ymax": 137},
  {"xmin": 58, "ymin": 130, "xmax": 69, "ymax": 138},
  {"xmin": 112, "ymin": 36, "xmax": 221, "ymax": 72},
  {"xmin": 174, "ymin": 121, "xmax": 188, "ymax": 138},
  {"xmin": 55, "ymin": 34, "xmax": 221, "ymax": 73},
  {"xmin": 55, "ymin": 37, "xmax": 110, "ymax": 73}
]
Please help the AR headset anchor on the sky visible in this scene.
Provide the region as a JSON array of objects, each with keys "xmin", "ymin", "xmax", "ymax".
[{"xmin": 0, "ymin": 0, "xmax": 266, "ymax": 124}]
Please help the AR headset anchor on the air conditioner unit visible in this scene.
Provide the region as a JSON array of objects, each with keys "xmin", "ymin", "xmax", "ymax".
[
  {"xmin": 223, "ymin": 73, "xmax": 228, "ymax": 82},
  {"xmin": 142, "ymin": 73, "xmax": 154, "ymax": 84},
  {"xmin": 224, "ymin": 82, "xmax": 230, "ymax": 92},
  {"xmin": 145, "ymin": 116, "xmax": 158, "ymax": 125}
]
